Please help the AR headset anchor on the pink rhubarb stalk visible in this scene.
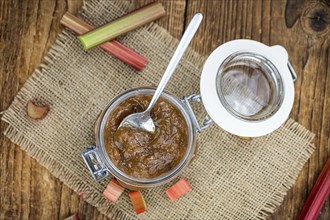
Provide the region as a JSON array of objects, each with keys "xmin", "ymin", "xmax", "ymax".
[
  {"xmin": 60, "ymin": 12, "xmax": 148, "ymax": 70},
  {"xmin": 298, "ymin": 157, "xmax": 330, "ymax": 220}
]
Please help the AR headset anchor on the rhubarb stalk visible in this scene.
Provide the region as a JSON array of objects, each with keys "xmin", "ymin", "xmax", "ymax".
[
  {"xmin": 298, "ymin": 157, "xmax": 330, "ymax": 220},
  {"xmin": 60, "ymin": 12, "xmax": 148, "ymax": 70},
  {"xmin": 78, "ymin": 2, "xmax": 165, "ymax": 50}
]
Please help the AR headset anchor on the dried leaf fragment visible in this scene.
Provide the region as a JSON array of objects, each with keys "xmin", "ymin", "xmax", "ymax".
[
  {"xmin": 26, "ymin": 100, "xmax": 49, "ymax": 120},
  {"xmin": 129, "ymin": 190, "xmax": 147, "ymax": 214}
]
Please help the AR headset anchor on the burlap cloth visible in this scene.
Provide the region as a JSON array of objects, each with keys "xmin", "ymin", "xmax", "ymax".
[{"xmin": 2, "ymin": 0, "xmax": 315, "ymax": 219}]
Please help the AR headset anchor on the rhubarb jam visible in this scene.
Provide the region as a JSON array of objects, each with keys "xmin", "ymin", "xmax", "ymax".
[{"xmin": 104, "ymin": 94, "xmax": 188, "ymax": 179}]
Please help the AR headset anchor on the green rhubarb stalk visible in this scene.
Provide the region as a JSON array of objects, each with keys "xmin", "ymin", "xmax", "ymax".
[
  {"xmin": 78, "ymin": 2, "xmax": 165, "ymax": 50},
  {"xmin": 60, "ymin": 12, "xmax": 148, "ymax": 70}
]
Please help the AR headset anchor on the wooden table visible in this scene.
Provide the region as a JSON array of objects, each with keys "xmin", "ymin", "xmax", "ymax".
[{"xmin": 0, "ymin": 0, "xmax": 329, "ymax": 219}]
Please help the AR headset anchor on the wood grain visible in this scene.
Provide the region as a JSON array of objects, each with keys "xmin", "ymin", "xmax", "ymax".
[{"xmin": 0, "ymin": 0, "xmax": 329, "ymax": 219}]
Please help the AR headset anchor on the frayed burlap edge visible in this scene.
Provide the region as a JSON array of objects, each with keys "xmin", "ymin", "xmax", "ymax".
[
  {"xmin": 2, "ymin": 116, "xmax": 315, "ymax": 220},
  {"xmin": 1, "ymin": 0, "xmax": 206, "ymax": 219},
  {"xmin": 256, "ymin": 119, "xmax": 315, "ymax": 219},
  {"xmin": 1, "ymin": 0, "xmax": 315, "ymax": 219}
]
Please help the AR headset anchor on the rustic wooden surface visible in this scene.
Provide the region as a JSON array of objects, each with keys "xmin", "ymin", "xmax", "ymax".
[{"xmin": 0, "ymin": 0, "xmax": 329, "ymax": 219}]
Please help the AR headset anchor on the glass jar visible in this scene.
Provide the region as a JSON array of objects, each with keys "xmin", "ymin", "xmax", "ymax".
[{"xmin": 82, "ymin": 88, "xmax": 206, "ymax": 189}]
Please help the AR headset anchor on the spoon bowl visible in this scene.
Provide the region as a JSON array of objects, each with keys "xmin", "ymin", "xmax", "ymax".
[{"xmin": 119, "ymin": 111, "xmax": 155, "ymax": 133}]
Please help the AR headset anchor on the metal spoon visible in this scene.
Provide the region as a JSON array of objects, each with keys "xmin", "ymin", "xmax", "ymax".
[{"xmin": 119, "ymin": 13, "xmax": 203, "ymax": 133}]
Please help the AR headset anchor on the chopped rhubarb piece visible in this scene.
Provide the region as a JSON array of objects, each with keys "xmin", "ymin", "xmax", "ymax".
[
  {"xmin": 103, "ymin": 179, "xmax": 125, "ymax": 203},
  {"xmin": 129, "ymin": 191, "xmax": 147, "ymax": 214},
  {"xmin": 166, "ymin": 178, "xmax": 192, "ymax": 201},
  {"xmin": 78, "ymin": 191, "xmax": 84, "ymax": 198},
  {"xmin": 64, "ymin": 214, "xmax": 80, "ymax": 220}
]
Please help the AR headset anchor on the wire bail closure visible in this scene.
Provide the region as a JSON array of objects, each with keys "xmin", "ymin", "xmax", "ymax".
[
  {"xmin": 81, "ymin": 145, "xmax": 109, "ymax": 182},
  {"xmin": 183, "ymin": 94, "xmax": 213, "ymax": 133}
]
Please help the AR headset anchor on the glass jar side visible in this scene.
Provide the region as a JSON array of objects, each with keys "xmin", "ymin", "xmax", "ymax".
[{"xmin": 94, "ymin": 88, "xmax": 197, "ymax": 189}]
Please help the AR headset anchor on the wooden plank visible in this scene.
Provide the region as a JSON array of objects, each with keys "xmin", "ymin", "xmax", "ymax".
[
  {"xmin": 0, "ymin": 0, "xmax": 329, "ymax": 219},
  {"xmin": 270, "ymin": 0, "xmax": 330, "ymax": 219},
  {"xmin": 0, "ymin": 0, "xmax": 185, "ymax": 219},
  {"xmin": 0, "ymin": 0, "xmax": 84, "ymax": 219},
  {"xmin": 185, "ymin": 0, "xmax": 329, "ymax": 220},
  {"xmin": 129, "ymin": 0, "xmax": 186, "ymax": 38}
]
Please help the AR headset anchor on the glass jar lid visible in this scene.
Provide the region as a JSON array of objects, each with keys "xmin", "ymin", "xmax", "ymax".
[
  {"xmin": 200, "ymin": 39, "xmax": 295, "ymax": 137},
  {"xmin": 216, "ymin": 51, "xmax": 284, "ymax": 122}
]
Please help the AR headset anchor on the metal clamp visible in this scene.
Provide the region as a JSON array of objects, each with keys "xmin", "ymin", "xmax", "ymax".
[
  {"xmin": 287, "ymin": 61, "xmax": 297, "ymax": 82},
  {"xmin": 182, "ymin": 94, "xmax": 213, "ymax": 133},
  {"xmin": 81, "ymin": 145, "xmax": 109, "ymax": 182}
]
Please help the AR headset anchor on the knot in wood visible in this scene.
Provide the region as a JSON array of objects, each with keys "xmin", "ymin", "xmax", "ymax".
[{"xmin": 301, "ymin": 1, "xmax": 330, "ymax": 37}]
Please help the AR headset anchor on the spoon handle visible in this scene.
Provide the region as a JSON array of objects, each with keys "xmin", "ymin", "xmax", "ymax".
[{"xmin": 146, "ymin": 13, "xmax": 203, "ymax": 112}]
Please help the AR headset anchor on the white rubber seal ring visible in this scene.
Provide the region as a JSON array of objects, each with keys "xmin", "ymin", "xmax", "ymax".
[{"xmin": 200, "ymin": 39, "xmax": 294, "ymax": 137}]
